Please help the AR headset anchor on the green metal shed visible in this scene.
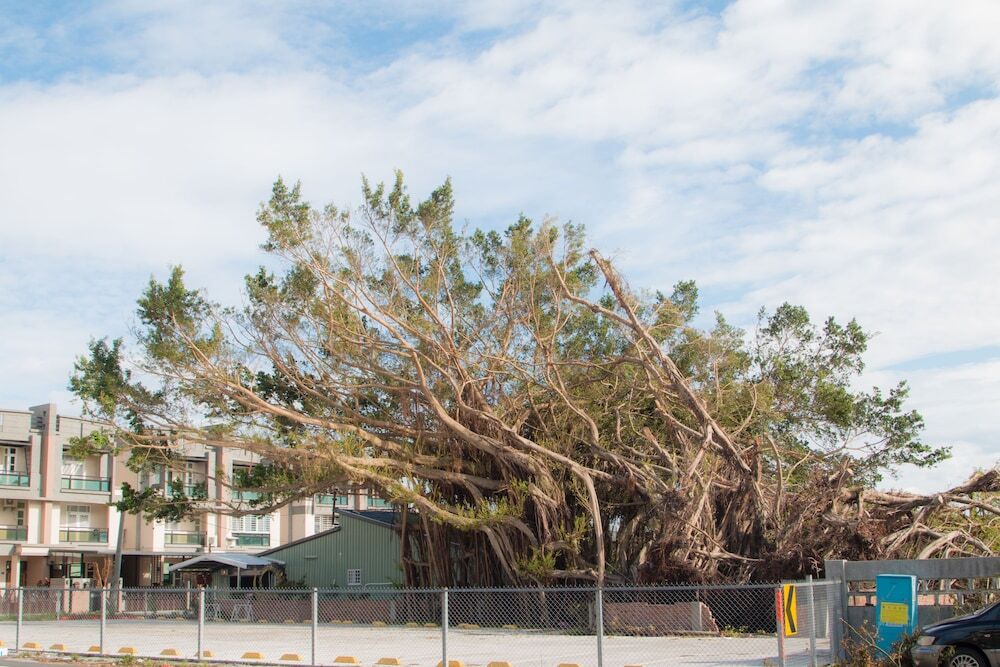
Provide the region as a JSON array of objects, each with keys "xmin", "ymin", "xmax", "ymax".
[{"xmin": 260, "ymin": 510, "xmax": 403, "ymax": 588}]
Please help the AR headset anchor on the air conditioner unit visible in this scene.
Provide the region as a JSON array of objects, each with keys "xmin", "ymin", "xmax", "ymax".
[
  {"xmin": 225, "ymin": 535, "xmax": 237, "ymax": 548},
  {"xmin": 207, "ymin": 535, "xmax": 217, "ymax": 547},
  {"xmin": 1, "ymin": 499, "xmax": 16, "ymax": 508}
]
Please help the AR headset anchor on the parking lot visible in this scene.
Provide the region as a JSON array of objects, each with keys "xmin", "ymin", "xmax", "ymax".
[{"xmin": 0, "ymin": 618, "xmax": 828, "ymax": 666}]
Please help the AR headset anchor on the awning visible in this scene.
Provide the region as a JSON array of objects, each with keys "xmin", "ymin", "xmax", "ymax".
[{"xmin": 167, "ymin": 553, "xmax": 283, "ymax": 573}]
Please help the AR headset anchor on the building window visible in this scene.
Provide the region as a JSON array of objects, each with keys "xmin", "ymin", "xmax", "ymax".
[
  {"xmin": 64, "ymin": 504, "xmax": 91, "ymax": 527},
  {"xmin": 232, "ymin": 514, "xmax": 270, "ymax": 533},
  {"xmin": 167, "ymin": 518, "xmax": 200, "ymax": 532},
  {"xmin": 347, "ymin": 569, "xmax": 362, "ymax": 586},
  {"xmin": 314, "ymin": 514, "xmax": 335, "ymax": 533},
  {"xmin": 3, "ymin": 447, "xmax": 15, "ymax": 472},
  {"xmin": 61, "ymin": 454, "xmax": 85, "ymax": 477}
]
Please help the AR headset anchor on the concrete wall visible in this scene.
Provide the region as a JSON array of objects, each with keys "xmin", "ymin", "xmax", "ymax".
[{"xmin": 825, "ymin": 557, "xmax": 1000, "ymax": 655}]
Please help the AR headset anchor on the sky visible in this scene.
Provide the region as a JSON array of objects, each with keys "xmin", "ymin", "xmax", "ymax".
[{"xmin": 1, "ymin": 0, "xmax": 998, "ymax": 493}]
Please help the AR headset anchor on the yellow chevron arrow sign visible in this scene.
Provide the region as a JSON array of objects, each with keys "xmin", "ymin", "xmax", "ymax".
[{"xmin": 783, "ymin": 584, "xmax": 798, "ymax": 637}]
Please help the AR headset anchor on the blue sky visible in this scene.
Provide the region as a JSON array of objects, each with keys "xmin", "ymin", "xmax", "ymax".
[{"xmin": 1, "ymin": 0, "xmax": 999, "ymax": 493}]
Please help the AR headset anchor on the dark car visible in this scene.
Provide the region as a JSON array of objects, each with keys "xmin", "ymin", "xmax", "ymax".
[{"xmin": 912, "ymin": 602, "xmax": 1000, "ymax": 667}]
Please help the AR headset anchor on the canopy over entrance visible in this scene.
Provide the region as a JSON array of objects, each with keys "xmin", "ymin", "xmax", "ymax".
[
  {"xmin": 168, "ymin": 553, "xmax": 284, "ymax": 588},
  {"xmin": 168, "ymin": 553, "xmax": 283, "ymax": 573}
]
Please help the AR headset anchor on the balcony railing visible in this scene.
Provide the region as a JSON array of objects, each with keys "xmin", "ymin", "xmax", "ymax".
[
  {"xmin": 233, "ymin": 533, "xmax": 270, "ymax": 547},
  {"xmin": 165, "ymin": 531, "xmax": 205, "ymax": 545},
  {"xmin": 232, "ymin": 489, "xmax": 261, "ymax": 501},
  {"xmin": 0, "ymin": 525, "xmax": 27, "ymax": 540},
  {"xmin": 184, "ymin": 482, "xmax": 208, "ymax": 498},
  {"xmin": 61, "ymin": 475, "xmax": 111, "ymax": 492},
  {"xmin": 367, "ymin": 496, "xmax": 392, "ymax": 508},
  {"xmin": 60, "ymin": 527, "xmax": 108, "ymax": 543},
  {"xmin": 316, "ymin": 494, "xmax": 351, "ymax": 507},
  {"xmin": 0, "ymin": 471, "xmax": 29, "ymax": 487}
]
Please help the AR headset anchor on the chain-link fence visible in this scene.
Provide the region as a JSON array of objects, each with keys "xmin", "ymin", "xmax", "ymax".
[{"xmin": 0, "ymin": 581, "xmax": 842, "ymax": 666}]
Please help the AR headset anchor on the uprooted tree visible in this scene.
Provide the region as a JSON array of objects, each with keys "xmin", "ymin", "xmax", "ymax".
[{"xmin": 70, "ymin": 173, "xmax": 999, "ymax": 587}]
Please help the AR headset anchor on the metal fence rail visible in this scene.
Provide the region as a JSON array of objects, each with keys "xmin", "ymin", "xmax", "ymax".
[{"xmin": 0, "ymin": 581, "xmax": 842, "ymax": 666}]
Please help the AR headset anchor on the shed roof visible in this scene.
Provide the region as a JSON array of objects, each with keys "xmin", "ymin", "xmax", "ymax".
[
  {"xmin": 259, "ymin": 509, "xmax": 399, "ymax": 556},
  {"xmin": 167, "ymin": 553, "xmax": 283, "ymax": 573}
]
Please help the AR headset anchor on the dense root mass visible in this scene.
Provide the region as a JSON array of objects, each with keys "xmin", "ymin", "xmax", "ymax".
[{"xmin": 71, "ymin": 175, "xmax": 997, "ymax": 586}]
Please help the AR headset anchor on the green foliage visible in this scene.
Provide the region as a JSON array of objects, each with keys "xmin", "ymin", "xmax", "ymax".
[
  {"xmin": 67, "ymin": 171, "xmax": 963, "ymax": 586},
  {"xmin": 518, "ymin": 547, "xmax": 557, "ymax": 578},
  {"xmin": 746, "ymin": 304, "xmax": 948, "ymax": 484},
  {"xmin": 68, "ymin": 337, "xmax": 130, "ymax": 420}
]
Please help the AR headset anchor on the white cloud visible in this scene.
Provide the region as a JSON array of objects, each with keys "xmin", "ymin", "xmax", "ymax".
[
  {"xmin": 872, "ymin": 361, "xmax": 1000, "ymax": 493},
  {"xmin": 716, "ymin": 97, "xmax": 1000, "ymax": 368},
  {"xmin": 1, "ymin": 0, "xmax": 999, "ymax": 491}
]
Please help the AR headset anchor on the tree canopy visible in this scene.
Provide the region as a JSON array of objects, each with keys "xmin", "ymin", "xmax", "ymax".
[{"xmin": 70, "ymin": 173, "xmax": 997, "ymax": 586}]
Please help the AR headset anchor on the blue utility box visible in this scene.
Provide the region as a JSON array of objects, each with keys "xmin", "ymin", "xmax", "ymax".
[{"xmin": 876, "ymin": 574, "xmax": 918, "ymax": 656}]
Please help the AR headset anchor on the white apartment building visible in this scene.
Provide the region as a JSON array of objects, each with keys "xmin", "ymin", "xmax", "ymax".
[{"xmin": 0, "ymin": 403, "xmax": 394, "ymax": 588}]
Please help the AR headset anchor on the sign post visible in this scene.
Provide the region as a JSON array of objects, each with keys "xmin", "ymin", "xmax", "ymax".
[{"xmin": 775, "ymin": 587, "xmax": 786, "ymax": 667}]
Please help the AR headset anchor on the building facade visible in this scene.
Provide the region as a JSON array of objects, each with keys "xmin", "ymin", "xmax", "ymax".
[{"xmin": 0, "ymin": 403, "xmax": 394, "ymax": 588}]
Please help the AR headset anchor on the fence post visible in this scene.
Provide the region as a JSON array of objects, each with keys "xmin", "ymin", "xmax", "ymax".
[
  {"xmin": 775, "ymin": 586, "xmax": 786, "ymax": 667},
  {"xmin": 595, "ymin": 587, "xmax": 604, "ymax": 667},
  {"xmin": 197, "ymin": 587, "xmax": 205, "ymax": 659},
  {"xmin": 311, "ymin": 588, "xmax": 318, "ymax": 667},
  {"xmin": 805, "ymin": 575, "xmax": 816, "ymax": 667},
  {"xmin": 100, "ymin": 585, "xmax": 107, "ymax": 654},
  {"xmin": 828, "ymin": 582, "xmax": 837, "ymax": 665},
  {"xmin": 441, "ymin": 588, "xmax": 449, "ymax": 667},
  {"xmin": 825, "ymin": 560, "xmax": 849, "ymax": 660},
  {"xmin": 689, "ymin": 599, "xmax": 704, "ymax": 632},
  {"xmin": 15, "ymin": 587, "xmax": 22, "ymax": 650}
]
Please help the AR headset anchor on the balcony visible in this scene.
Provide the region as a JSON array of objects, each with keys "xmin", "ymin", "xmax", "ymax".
[
  {"xmin": 62, "ymin": 475, "xmax": 111, "ymax": 492},
  {"xmin": 0, "ymin": 525, "xmax": 27, "ymax": 540},
  {"xmin": 233, "ymin": 533, "xmax": 270, "ymax": 547},
  {"xmin": 60, "ymin": 527, "xmax": 108, "ymax": 543},
  {"xmin": 232, "ymin": 489, "xmax": 261, "ymax": 502},
  {"xmin": 316, "ymin": 493, "xmax": 350, "ymax": 507},
  {"xmin": 165, "ymin": 531, "xmax": 205, "ymax": 545},
  {"xmin": 367, "ymin": 496, "xmax": 392, "ymax": 509},
  {"xmin": 184, "ymin": 482, "xmax": 208, "ymax": 498},
  {"xmin": 0, "ymin": 471, "xmax": 29, "ymax": 487}
]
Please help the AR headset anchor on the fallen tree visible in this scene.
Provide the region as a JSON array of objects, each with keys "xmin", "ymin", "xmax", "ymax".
[{"xmin": 70, "ymin": 173, "xmax": 999, "ymax": 586}]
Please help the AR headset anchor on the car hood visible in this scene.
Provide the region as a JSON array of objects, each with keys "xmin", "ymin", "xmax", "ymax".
[{"xmin": 922, "ymin": 609, "xmax": 990, "ymax": 634}]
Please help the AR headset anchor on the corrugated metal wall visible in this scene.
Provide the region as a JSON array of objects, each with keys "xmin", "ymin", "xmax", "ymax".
[{"xmin": 270, "ymin": 514, "xmax": 402, "ymax": 588}]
